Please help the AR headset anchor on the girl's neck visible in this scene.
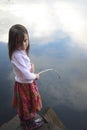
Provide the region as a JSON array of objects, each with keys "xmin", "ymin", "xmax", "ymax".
[{"xmin": 16, "ymin": 48, "xmax": 25, "ymax": 52}]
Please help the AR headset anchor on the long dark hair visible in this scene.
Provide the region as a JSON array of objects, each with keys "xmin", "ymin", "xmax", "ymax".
[{"xmin": 8, "ymin": 24, "xmax": 30, "ymax": 60}]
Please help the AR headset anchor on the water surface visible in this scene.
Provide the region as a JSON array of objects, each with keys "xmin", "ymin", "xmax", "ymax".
[{"xmin": 0, "ymin": 39, "xmax": 87, "ymax": 130}]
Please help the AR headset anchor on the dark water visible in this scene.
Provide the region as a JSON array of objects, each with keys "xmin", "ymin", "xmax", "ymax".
[{"xmin": 0, "ymin": 38, "xmax": 87, "ymax": 130}]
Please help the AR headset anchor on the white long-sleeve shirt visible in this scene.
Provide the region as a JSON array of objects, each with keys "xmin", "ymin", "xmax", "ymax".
[{"xmin": 11, "ymin": 50, "xmax": 36, "ymax": 83}]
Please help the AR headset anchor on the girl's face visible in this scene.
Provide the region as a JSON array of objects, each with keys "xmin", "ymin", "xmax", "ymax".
[{"xmin": 23, "ymin": 34, "xmax": 29, "ymax": 50}]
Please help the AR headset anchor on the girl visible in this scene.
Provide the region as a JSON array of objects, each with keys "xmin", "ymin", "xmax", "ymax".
[{"xmin": 8, "ymin": 24, "xmax": 43, "ymax": 130}]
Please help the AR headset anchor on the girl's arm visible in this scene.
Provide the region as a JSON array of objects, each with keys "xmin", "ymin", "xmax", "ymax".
[
  {"xmin": 31, "ymin": 64, "xmax": 39, "ymax": 79},
  {"xmin": 11, "ymin": 53, "xmax": 37, "ymax": 81},
  {"xmin": 31, "ymin": 63, "xmax": 34, "ymax": 73}
]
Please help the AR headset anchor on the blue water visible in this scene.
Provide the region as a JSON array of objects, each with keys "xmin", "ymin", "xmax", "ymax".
[{"xmin": 0, "ymin": 39, "xmax": 87, "ymax": 130}]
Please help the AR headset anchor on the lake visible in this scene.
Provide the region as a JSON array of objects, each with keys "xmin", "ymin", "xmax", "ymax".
[{"xmin": 0, "ymin": 38, "xmax": 87, "ymax": 130}]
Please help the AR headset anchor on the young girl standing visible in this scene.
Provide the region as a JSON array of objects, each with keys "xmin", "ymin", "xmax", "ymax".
[{"xmin": 8, "ymin": 24, "xmax": 43, "ymax": 130}]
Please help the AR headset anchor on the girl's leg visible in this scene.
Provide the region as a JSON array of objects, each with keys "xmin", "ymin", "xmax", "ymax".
[
  {"xmin": 17, "ymin": 105, "xmax": 25, "ymax": 126},
  {"xmin": 19, "ymin": 116, "xmax": 25, "ymax": 126},
  {"xmin": 23, "ymin": 81, "xmax": 43, "ymax": 129}
]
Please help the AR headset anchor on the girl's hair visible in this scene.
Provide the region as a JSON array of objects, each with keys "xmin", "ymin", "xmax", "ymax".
[{"xmin": 8, "ymin": 24, "xmax": 30, "ymax": 60}]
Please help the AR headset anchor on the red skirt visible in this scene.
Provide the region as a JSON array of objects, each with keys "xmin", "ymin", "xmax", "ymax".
[{"xmin": 12, "ymin": 80, "xmax": 42, "ymax": 120}]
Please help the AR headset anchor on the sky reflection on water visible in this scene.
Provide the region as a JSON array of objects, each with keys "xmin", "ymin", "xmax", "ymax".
[
  {"xmin": 0, "ymin": 0, "xmax": 87, "ymax": 130},
  {"xmin": 1, "ymin": 39, "xmax": 87, "ymax": 129}
]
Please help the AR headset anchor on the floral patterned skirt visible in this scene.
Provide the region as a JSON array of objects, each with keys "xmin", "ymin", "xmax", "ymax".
[{"xmin": 12, "ymin": 80, "xmax": 42, "ymax": 120}]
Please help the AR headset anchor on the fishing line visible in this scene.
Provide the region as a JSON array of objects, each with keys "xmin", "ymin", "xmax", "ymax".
[{"xmin": 38, "ymin": 68, "xmax": 61, "ymax": 79}]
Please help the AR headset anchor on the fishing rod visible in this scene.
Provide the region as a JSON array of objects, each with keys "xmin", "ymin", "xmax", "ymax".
[{"xmin": 38, "ymin": 68, "xmax": 61, "ymax": 79}]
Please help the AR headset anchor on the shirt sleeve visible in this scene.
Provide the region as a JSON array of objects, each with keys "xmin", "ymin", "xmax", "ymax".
[{"xmin": 11, "ymin": 53, "xmax": 36, "ymax": 81}]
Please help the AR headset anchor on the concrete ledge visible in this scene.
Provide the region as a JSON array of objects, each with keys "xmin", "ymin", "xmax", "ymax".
[{"xmin": 0, "ymin": 107, "xmax": 67, "ymax": 130}]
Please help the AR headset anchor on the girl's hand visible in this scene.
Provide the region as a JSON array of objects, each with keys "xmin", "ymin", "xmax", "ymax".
[
  {"xmin": 35, "ymin": 74, "xmax": 40, "ymax": 80},
  {"xmin": 31, "ymin": 63, "xmax": 34, "ymax": 73}
]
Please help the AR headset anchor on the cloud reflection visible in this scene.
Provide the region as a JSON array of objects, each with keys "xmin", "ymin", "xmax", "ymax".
[
  {"xmin": 0, "ymin": 0, "xmax": 87, "ymax": 48},
  {"xmin": 30, "ymin": 40, "xmax": 87, "ymax": 111}
]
